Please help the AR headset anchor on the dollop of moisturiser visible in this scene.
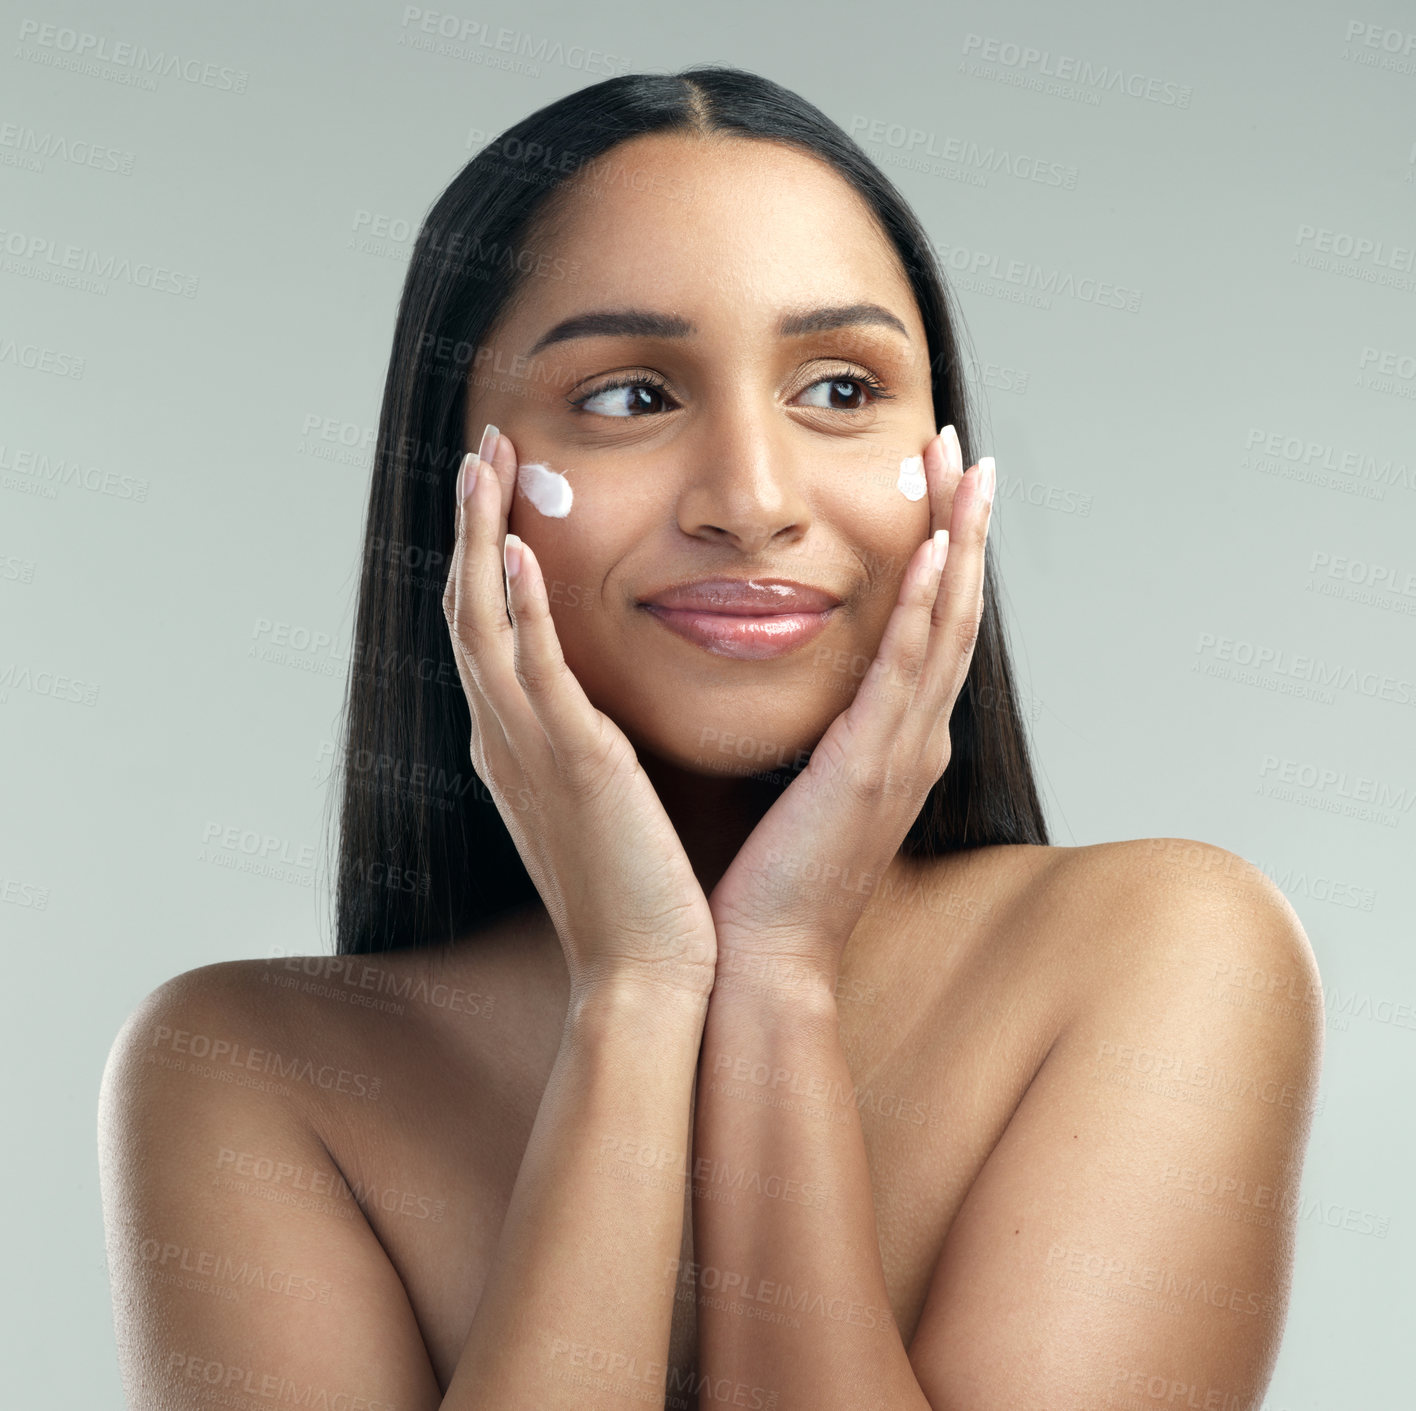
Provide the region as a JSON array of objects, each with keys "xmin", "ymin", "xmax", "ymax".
[
  {"xmin": 516, "ymin": 461, "xmax": 573, "ymax": 518},
  {"xmin": 896, "ymin": 454, "xmax": 927, "ymax": 501}
]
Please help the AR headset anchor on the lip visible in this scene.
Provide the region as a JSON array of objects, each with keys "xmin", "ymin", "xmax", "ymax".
[
  {"xmin": 639, "ymin": 578, "xmax": 843, "ymax": 614},
  {"xmin": 638, "ymin": 578, "xmax": 842, "ymax": 660}
]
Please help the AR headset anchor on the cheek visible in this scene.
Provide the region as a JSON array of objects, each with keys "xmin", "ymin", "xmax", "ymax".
[
  {"xmin": 821, "ymin": 479, "xmax": 926, "ymax": 595},
  {"xmin": 506, "ymin": 511, "xmax": 585, "ymax": 625},
  {"xmin": 505, "ymin": 492, "xmax": 627, "ymax": 660}
]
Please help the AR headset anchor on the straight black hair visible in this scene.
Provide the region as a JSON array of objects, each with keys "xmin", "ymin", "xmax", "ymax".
[{"xmin": 330, "ymin": 63, "xmax": 1049, "ymax": 958}]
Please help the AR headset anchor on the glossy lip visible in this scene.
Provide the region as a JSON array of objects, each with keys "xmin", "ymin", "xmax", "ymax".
[
  {"xmin": 638, "ymin": 577, "xmax": 843, "ymax": 614},
  {"xmin": 637, "ymin": 578, "xmax": 843, "ymax": 660}
]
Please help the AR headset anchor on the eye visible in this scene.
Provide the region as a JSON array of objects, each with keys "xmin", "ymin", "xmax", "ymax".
[
  {"xmin": 571, "ymin": 373, "xmax": 674, "ymax": 418},
  {"xmin": 568, "ymin": 366, "xmax": 896, "ymax": 419},
  {"xmin": 795, "ymin": 369, "xmax": 895, "ymax": 412}
]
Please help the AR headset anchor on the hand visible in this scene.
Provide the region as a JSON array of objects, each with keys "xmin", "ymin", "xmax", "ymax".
[
  {"xmin": 442, "ymin": 424, "xmax": 719, "ymax": 1001},
  {"xmin": 704, "ymin": 425, "xmax": 994, "ymax": 983}
]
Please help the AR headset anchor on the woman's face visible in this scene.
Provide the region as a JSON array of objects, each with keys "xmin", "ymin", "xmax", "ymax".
[{"xmin": 463, "ymin": 132, "xmax": 937, "ymax": 778}]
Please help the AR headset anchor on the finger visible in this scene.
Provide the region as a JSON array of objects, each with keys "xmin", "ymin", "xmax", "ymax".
[
  {"xmin": 794, "ymin": 527, "xmax": 943, "ymax": 815},
  {"xmin": 843, "ymin": 510, "xmax": 948, "ymax": 744},
  {"xmin": 916, "ymin": 449, "xmax": 995, "ymax": 709},
  {"xmin": 444, "ymin": 445, "xmax": 517, "ymax": 778},
  {"xmin": 850, "ymin": 422, "xmax": 957, "ymax": 708},
  {"xmin": 929, "ymin": 422, "xmax": 965, "ymax": 554},
  {"xmin": 486, "ymin": 416, "xmax": 519, "ymax": 528},
  {"xmin": 503, "ymin": 534, "xmax": 621, "ymax": 778},
  {"xmin": 444, "ymin": 426, "xmax": 544, "ymax": 770}
]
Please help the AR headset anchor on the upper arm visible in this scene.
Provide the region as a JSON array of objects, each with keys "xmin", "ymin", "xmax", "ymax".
[
  {"xmin": 906, "ymin": 842, "xmax": 1325, "ymax": 1411},
  {"xmin": 98, "ymin": 966, "xmax": 444, "ymax": 1411}
]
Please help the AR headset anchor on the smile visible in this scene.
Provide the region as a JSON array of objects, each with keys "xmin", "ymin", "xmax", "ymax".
[{"xmin": 640, "ymin": 605, "xmax": 837, "ymax": 660}]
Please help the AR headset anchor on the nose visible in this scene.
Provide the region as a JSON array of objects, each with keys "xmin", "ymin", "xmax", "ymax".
[{"xmin": 672, "ymin": 409, "xmax": 812, "ymax": 555}]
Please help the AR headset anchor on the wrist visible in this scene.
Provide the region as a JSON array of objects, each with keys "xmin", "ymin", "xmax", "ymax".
[
  {"xmin": 566, "ymin": 969, "xmax": 712, "ymax": 1033},
  {"xmin": 711, "ymin": 945, "xmax": 840, "ymax": 1008}
]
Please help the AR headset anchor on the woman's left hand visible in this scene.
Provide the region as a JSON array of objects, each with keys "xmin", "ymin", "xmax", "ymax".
[{"xmin": 705, "ymin": 424, "xmax": 995, "ymax": 985}]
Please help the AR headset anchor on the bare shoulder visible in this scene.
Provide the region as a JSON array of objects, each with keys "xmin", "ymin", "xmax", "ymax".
[
  {"xmin": 98, "ymin": 957, "xmax": 347, "ymax": 1210},
  {"xmin": 103, "ymin": 956, "xmax": 357, "ymax": 1109},
  {"xmin": 1054, "ymin": 834, "xmax": 1320, "ymax": 977},
  {"xmin": 103, "ymin": 957, "xmax": 292, "ymax": 1094},
  {"xmin": 907, "ymin": 837, "xmax": 1325, "ymax": 1406},
  {"xmin": 1036, "ymin": 837, "xmax": 1325, "ymax": 1091},
  {"xmin": 963, "ymin": 836, "xmax": 1324, "ymax": 1069},
  {"xmin": 98, "ymin": 958, "xmax": 443, "ymax": 1406}
]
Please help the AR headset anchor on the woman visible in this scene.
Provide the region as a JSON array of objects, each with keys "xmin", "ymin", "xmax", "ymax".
[{"xmin": 100, "ymin": 65, "xmax": 1323, "ymax": 1411}]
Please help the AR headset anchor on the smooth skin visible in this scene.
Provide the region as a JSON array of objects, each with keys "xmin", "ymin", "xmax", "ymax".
[{"xmin": 99, "ymin": 132, "xmax": 1323, "ymax": 1411}]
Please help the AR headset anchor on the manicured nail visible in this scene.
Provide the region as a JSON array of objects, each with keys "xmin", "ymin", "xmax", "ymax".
[
  {"xmin": 457, "ymin": 451, "xmax": 478, "ymax": 501},
  {"xmin": 503, "ymin": 532, "xmax": 523, "ymax": 581},
  {"xmin": 940, "ymin": 423, "xmax": 963, "ymax": 476},
  {"xmin": 478, "ymin": 422, "xmax": 500, "ymax": 465},
  {"xmin": 930, "ymin": 529, "xmax": 949, "ymax": 574},
  {"xmin": 976, "ymin": 456, "xmax": 995, "ymax": 503}
]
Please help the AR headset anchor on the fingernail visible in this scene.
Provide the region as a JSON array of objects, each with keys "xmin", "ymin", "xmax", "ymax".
[
  {"xmin": 504, "ymin": 532, "xmax": 523, "ymax": 581},
  {"xmin": 457, "ymin": 451, "xmax": 478, "ymax": 501},
  {"xmin": 478, "ymin": 422, "xmax": 500, "ymax": 465},
  {"xmin": 931, "ymin": 528, "xmax": 949, "ymax": 574},
  {"xmin": 976, "ymin": 456, "xmax": 995, "ymax": 504},
  {"xmin": 940, "ymin": 423, "xmax": 963, "ymax": 476}
]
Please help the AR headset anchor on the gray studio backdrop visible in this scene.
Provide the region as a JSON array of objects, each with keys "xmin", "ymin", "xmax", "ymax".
[{"xmin": 2, "ymin": 0, "xmax": 1412, "ymax": 1403}]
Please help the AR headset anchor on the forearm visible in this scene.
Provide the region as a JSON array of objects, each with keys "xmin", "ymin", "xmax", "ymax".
[
  {"xmin": 443, "ymin": 978, "xmax": 707, "ymax": 1410},
  {"xmin": 692, "ymin": 970, "xmax": 930, "ymax": 1411}
]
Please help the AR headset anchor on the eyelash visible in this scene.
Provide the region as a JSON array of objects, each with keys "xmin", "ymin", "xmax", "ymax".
[{"xmin": 569, "ymin": 367, "xmax": 897, "ymax": 415}]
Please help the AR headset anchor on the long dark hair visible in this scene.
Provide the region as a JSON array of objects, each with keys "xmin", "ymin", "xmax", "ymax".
[{"xmin": 329, "ymin": 63, "xmax": 1049, "ymax": 958}]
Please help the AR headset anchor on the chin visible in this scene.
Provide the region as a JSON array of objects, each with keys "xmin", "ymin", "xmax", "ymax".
[
  {"xmin": 563, "ymin": 635, "xmax": 853, "ymax": 781},
  {"xmin": 609, "ymin": 694, "xmax": 828, "ymax": 783}
]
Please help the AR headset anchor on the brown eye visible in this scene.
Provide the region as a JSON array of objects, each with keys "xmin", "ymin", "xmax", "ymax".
[
  {"xmin": 795, "ymin": 371, "xmax": 894, "ymax": 412},
  {"xmin": 572, "ymin": 375, "xmax": 674, "ymax": 418},
  {"xmin": 799, "ymin": 378, "xmax": 866, "ymax": 410}
]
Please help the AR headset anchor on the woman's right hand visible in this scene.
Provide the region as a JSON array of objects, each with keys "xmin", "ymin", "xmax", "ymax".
[{"xmin": 442, "ymin": 423, "xmax": 718, "ymax": 1001}]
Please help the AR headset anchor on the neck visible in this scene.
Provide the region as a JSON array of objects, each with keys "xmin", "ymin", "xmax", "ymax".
[
  {"xmin": 635, "ymin": 750, "xmax": 936, "ymax": 969},
  {"xmin": 638, "ymin": 751, "xmax": 792, "ymax": 898}
]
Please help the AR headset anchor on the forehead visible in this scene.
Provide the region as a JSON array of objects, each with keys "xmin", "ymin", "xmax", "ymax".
[{"xmin": 497, "ymin": 132, "xmax": 921, "ymax": 344}]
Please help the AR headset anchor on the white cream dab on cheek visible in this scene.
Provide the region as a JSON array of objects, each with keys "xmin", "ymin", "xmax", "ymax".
[
  {"xmin": 516, "ymin": 461, "xmax": 574, "ymax": 518},
  {"xmin": 896, "ymin": 455, "xmax": 927, "ymax": 502}
]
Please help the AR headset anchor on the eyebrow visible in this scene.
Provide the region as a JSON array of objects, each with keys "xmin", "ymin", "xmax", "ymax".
[{"xmin": 526, "ymin": 302, "xmax": 910, "ymax": 355}]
